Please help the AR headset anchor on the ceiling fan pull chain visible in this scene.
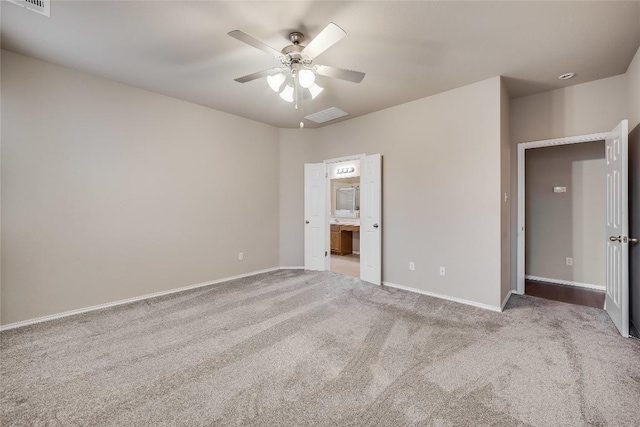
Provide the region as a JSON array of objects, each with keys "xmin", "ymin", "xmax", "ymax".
[
  {"xmin": 294, "ymin": 73, "xmax": 299, "ymax": 110},
  {"xmin": 300, "ymin": 82, "xmax": 305, "ymax": 128}
]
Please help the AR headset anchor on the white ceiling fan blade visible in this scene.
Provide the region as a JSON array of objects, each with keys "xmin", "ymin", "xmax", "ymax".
[
  {"xmin": 234, "ymin": 68, "xmax": 285, "ymax": 83},
  {"xmin": 315, "ymin": 65, "xmax": 365, "ymax": 83},
  {"xmin": 303, "ymin": 23, "xmax": 347, "ymax": 60},
  {"xmin": 228, "ymin": 30, "xmax": 284, "ymax": 59}
]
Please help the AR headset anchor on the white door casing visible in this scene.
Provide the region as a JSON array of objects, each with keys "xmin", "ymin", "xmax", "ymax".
[
  {"xmin": 605, "ymin": 119, "xmax": 629, "ymax": 337},
  {"xmin": 304, "ymin": 163, "xmax": 327, "ymax": 271},
  {"xmin": 360, "ymin": 154, "xmax": 382, "ymax": 285},
  {"xmin": 516, "ymin": 131, "xmax": 610, "ymax": 296}
]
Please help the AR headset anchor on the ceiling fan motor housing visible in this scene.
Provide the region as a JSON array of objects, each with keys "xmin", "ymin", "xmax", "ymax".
[
  {"xmin": 281, "ymin": 44, "xmax": 311, "ymax": 67},
  {"xmin": 288, "ymin": 31, "xmax": 304, "ymax": 45}
]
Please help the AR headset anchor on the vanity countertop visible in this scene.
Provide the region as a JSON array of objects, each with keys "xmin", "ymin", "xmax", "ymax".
[{"xmin": 330, "ymin": 218, "xmax": 360, "ymax": 226}]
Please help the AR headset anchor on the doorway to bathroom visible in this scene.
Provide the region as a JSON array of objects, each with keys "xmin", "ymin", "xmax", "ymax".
[
  {"xmin": 329, "ymin": 163, "xmax": 361, "ymax": 279},
  {"xmin": 304, "ymin": 153, "xmax": 381, "ymax": 285}
]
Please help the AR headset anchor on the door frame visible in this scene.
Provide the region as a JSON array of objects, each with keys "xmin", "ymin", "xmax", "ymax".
[
  {"xmin": 516, "ymin": 132, "xmax": 609, "ymax": 295},
  {"xmin": 323, "ymin": 154, "xmax": 366, "ymax": 271}
]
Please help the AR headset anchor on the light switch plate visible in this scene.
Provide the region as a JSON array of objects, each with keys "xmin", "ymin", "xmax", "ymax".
[{"xmin": 554, "ymin": 186, "xmax": 567, "ymax": 193}]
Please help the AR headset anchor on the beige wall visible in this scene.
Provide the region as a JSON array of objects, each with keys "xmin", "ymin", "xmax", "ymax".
[
  {"xmin": 500, "ymin": 78, "xmax": 511, "ymax": 304},
  {"xmin": 280, "ymin": 77, "xmax": 504, "ymax": 308},
  {"xmin": 627, "ymin": 46, "xmax": 640, "ymax": 334},
  {"xmin": 628, "ymin": 46, "xmax": 640, "ymax": 131},
  {"xmin": 511, "ymin": 75, "xmax": 628, "ymax": 144},
  {"xmin": 278, "ymin": 129, "xmax": 317, "ymax": 268},
  {"xmin": 525, "ymin": 142, "xmax": 606, "ymax": 286},
  {"xmin": 1, "ymin": 51, "xmax": 280, "ymax": 325}
]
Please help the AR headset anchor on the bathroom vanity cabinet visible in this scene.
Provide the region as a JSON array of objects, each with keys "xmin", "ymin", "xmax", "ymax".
[{"xmin": 330, "ymin": 224, "xmax": 359, "ymax": 255}]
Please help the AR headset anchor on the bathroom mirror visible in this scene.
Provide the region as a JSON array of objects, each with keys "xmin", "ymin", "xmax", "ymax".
[
  {"xmin": 336, "ymin": 187, "xmax": 358, "ymax": 211},
  {"xmin": 331, "ymin": 177, "xmax": 360, "ymax": 219}
]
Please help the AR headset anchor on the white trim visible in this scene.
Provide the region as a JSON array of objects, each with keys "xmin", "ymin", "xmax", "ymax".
[
  {"xmin": 280, "ymin": 266, "xmax": 305, "ymax": 270},
  {"xmin": 519, "ymin": 132, "xmax": 608, "ymax": 150},
  {"xmin": 501, "ymin": 291, "xmax": 513, "ymax": 311},
  {"xmin": 0, "ymin": 267, "xmax": 282, "ymax": 332},
  {"xmin": 352, "ymin": 251, "xmax": 360, "ymax": 255},
  {"xmin": 382, "ymin": 281, "xmax": 502, "ymax": 312},
  {"xmin": 525, "ymin": 275, "xmax": 605, "ymax": 291},
  {"xmin": 517, "ymin": 145, "xmax": 525, "ymax": 295},
  {"xmin": 516, "ymin": 131, "xmax": 609, "ymax": 295}
]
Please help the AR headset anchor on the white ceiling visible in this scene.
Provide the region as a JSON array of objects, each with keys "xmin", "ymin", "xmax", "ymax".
[{"xmin": 2, "ymin": 1, "xmax": 639, "ymax": 128}]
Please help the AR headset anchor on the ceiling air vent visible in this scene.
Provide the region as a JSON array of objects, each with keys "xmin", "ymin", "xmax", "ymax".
[
  {"xmin": 6, "ymin": 0, "xmax": 50, "ymax": 17},
  {"xmin": 305, "ymin": 107, "xmax": 349, "ymax": 124}
]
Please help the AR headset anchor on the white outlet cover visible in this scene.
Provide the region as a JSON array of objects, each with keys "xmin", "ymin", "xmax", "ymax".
[
  {"xmin": 439, "ymin": 266, "xmax": 446, "ymax": 276},
  {"xmin": 554, "ymin": 186, "xmax": 567, "ymax": 193}
]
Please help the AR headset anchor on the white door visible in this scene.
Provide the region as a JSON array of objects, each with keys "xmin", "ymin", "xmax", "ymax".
[
  {"xmin": 360, "ymin": 154, "xmax": 382, "ymax": 285},
  {"xmin": 605, "ymin": 119, "xmax": 629, "ymax": 337},
  {"xmin": 304, "ymin": 163, "xmax": 327, "ymax": 271}
]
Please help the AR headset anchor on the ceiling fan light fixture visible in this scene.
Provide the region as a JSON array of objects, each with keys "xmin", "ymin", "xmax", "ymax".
[
  {"xmin": 298, "ymin": 69, "xmax": 316, "ymax": 88},
  {"xmin": 267, "ymin": 73, "xmax": 286, "ymax": 92},
  {"xmin": 279, "ymin": 84, "xmax": 294, "ymax": 102},
  {"xmin": 308, "ymin": 83, "xmax": 324, "ymax": 99}
]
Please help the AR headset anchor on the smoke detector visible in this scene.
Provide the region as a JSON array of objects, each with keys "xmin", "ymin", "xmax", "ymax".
[
  {"xmin": 6, "ymin": 0, "xmax": 50, "ymax": 17},
  {"xmin": 558, "ymin": 73, "xmax": 576, "ymax": 80}
]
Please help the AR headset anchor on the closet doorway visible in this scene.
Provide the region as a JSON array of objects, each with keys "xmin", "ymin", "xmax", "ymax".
[
  {"xmin": 523, "ymin": 140, "xmax": 606, "ymax": 309},
  {"xmin": 516, "ymin": 120, "xmax": 631, "ymax": 337}
]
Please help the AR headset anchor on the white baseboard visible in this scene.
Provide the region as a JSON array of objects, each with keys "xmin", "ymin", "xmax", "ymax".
[
  {"xmin": 501, "ymin": 290, "xmax": 513, "ymax": 311},
  {"xmin": 382, "ymin": 281, "xmax": 503, "ymax": 313},
  {"xmin": 0, "ymin": 267, "xmax": 283, "ymax": 332},
  {"xmin": 525, "ymin": 275, "xmax": 605, "ymax": 291},
  {"xmin": 279, "ymin": 266, "xmax": 305, "ymax": 270},
  {"xmin": 352, "ymin": 251, "xmax": 360, "ymax": 255}
]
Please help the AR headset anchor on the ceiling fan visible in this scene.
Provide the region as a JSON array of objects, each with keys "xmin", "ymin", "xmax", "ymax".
[{"xmin": 228, "ymin": 23, "xmax": 365, "ymax": 102}]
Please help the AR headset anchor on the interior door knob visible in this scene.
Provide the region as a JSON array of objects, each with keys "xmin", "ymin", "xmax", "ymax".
[
  {"xmin": 609, "ymin": 236, "xmax": 621, "ymax": 242},
  {"xmin": 373, "ymin": 223, "xmax": 379, "ymax": 229},
  {"xmin": 631, "ymin": 237, "xmax": 639, "ymax": 244},
  {"xmin": 305, "ymin": 220, "xmax": 309, "ymax": 224}
]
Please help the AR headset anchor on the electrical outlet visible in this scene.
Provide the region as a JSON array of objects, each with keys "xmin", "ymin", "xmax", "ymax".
[
  {"xmin": 566, "ymin": 257, "xmax": 572, "ymax": 266},
  {"xmin": 239, "ymin": 252, "xmax": 244, "ymax": 261},
  {"xmin": 439, "ymin": 266, "xmax": 446, "ymax": 276},
  {"xmin": 409, "ymin": 262, "xmax": 415, "ymax": 271}
]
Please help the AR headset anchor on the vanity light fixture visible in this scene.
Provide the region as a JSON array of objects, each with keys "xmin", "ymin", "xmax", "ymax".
[{"xmin": 337, "ymin": 167, "xmax": 355, "ymax": 174}]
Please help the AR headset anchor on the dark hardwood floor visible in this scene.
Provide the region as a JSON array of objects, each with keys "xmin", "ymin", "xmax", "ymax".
[{"xmin": 525, "ymin": 280, "xmax": 605, "ymax": 309}]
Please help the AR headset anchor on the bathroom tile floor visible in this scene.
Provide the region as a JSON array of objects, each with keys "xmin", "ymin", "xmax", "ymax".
[{"xmin": 330, "ymin": 253, "xmax": 360, "ymax": 279}]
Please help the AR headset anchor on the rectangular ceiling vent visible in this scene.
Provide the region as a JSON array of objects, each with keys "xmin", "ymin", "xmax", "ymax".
[
  {"xmin": 6, "ymin": 0, "xmax": 50, "ymax": 17},
  {"xmin": 305, "ymin": 107, "xmax": 349, "ymax": 124}
]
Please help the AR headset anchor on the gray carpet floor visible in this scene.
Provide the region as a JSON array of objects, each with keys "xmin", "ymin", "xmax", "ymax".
[{"xmin": 2, "ymin": 270, "xmax": 639, "ymax": 426}]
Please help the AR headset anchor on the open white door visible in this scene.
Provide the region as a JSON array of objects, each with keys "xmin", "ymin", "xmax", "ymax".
[
  {"xmin": 360, "ymin": 154, "xmax": 382, "ymax": 285},
  {"xmin": 605, "ymin": 119, "xmax": 629, "ymax": 337},
  {"xmin": 304, "ymin": 163, "xmax": 327, "ymax": 271}
]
